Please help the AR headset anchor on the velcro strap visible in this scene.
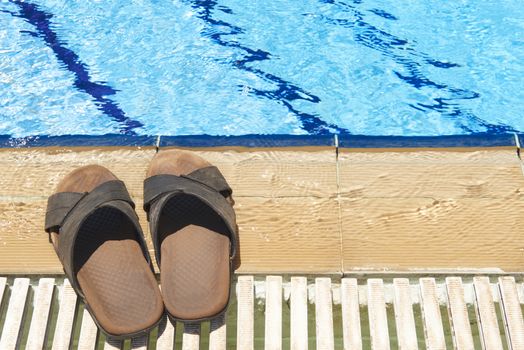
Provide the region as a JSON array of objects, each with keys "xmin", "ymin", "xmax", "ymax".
[{"xmin": 44, "ymin": 180, "xmax": 134, "ymax": 233}]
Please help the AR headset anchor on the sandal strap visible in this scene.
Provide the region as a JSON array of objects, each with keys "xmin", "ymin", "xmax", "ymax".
[
  {"xmin": 143, "ymin": 166, "xmax": 231, "ymax": 210},
  {"xmin": 143, "ymin": 173, "xmax": 237, "ymax": 265},
  {"xmin": 45, "ymin": 180, "xmax": 135, "ymax": 233},
  {"xmin": 185, "ymin": 166, "xmax": 232, "ymax": 198},
  {"xmin": 45, "ymin": 192, "xmax": 87, "ymax": 234}
]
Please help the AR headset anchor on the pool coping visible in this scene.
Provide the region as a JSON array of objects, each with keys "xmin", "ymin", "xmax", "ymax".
[{"xmin": 0, "ymin": 133, "xmax": 520, "ymax": 149}]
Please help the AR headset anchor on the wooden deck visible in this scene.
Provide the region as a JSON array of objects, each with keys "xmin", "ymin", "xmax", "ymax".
[
  {"xmin": 0, "ymin": 148, "xmax": 524, "ymax": 274},
  {"xmin": 1, "ymin": 275, "xmax": 524, "ymax": 349},
  {"xmin": 0, "ymin": 146, "xmax": 523, "ymax": 274}
]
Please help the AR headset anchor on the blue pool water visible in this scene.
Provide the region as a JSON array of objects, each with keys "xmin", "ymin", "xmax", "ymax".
[{"xmin": 1, "ymin": 0, "xmax": 524, "ymax": 140}]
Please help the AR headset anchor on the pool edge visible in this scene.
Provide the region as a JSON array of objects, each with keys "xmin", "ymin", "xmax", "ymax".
[{"xmin": 0, "ymin": 133, "xmax": 519, "ymax": 149}]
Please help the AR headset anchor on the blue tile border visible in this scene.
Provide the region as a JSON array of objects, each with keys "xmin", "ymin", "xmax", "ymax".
[
  {"xmin": 0, "ymin": 133, "xmax": 518, "ymax": 149},
  {"xmin": 159, "ymin": 134, "xmax": 335, "ymax": 148},
  {"xmin": 338, "ymin": 133, "xmax": 516, "ymax": 148},
  {"xmin": 518, "ymin": 134, "xmax": 524, "ymax": 148},
  {"xmin": 0, "ymin": 134, "xmax": 157, "ymax": 148}
]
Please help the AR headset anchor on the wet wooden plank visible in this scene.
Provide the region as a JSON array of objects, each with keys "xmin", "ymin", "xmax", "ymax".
[
  {"xmin": 265, "ymin": 276, "xmax": 282, "ymax": 350},
  {"xmin": 0, "ymin": 200, "xmax": 61, "ymax": 274},
  {"xmin": 182, "ymin": 323, "xmax": 201, "ymax": 350},
  {"xmin": 0, "ymin": 148, "xmax": 155, "ymax": 198},
  {"xmin": 209, "ymin": 314, "xmax": 227, "ymax": 350},
  {"xmin": 393, "ymin": 278, "xmax": 418, "ymax": 350},
  {"xmin": 367, "ymin": 279, "xmax": 390, "ymax": 350},
  {"xmin": 235, "ymin": 197, "xmax": 341, "ymax": 273},
  {"xmin": 26, "ymin": 278, "xmax": 55, "ymax": 350},
  {"xmin": 341, "ymin": 278, "xmax": 362, "ymax": 350},
  {"xmin": 0, "ymin": 149, "xmax": 336, "ymax": 198},
  {"xmin": 315, "ymin": 278, "xmax": 334, "ymax": 350},
  {"xmin": 341, "ymin": 196, "xmax": 524, "ymax": 272},
  {"xmin": 191, "ymin": 150, "xmax": 337, "ymax": 197},
  {"xmin": 237, "ymin": 276, "xmax": 254, "ymax": 350},
  {"xmin": 445, "ymin": 277, "xmax": 474, "ymax": 350},
  {"xmin": 0, "ymin": 278, "xmax": 30, "ymax": 350},
  {"xmin": 419, "ymin": 278, "xmax": 446, "ymax": 350},
  {"xmin": 498, "ymin": 277, "xmax": 524, "ymax": 350},
  {"xmin": 0, "ymin": 199, "xmax": 150, "ymax": 274},
  {"xmin": 52, "ymin": 279, "xmax": 78, "ymax": 350},
  {"xmin": 0, "ymin": 149, "xmax": 337, "ymax": 274},
  {"xmin": 77, "ymin": 308, "xmax": 99, "ymax": 350},
  {"xmin": 290, "ymin": 277, "xmax": 308, "ymax": 350},
  {"xmin": 338, "ymin": 150, "xmax": 523, "ymax": 198},
  {"xmin": 156, "ymin": 316, "xmax": 175, "ymax": 350},
  {"xmin": 340, "ymin": 149, "xmax": 524, "ymax": 272},
  {"xmin": 473, "ymin": 277, "xmax": 503, "ymax": 350},
  {"xmin": 0, "ymin": 197, "xmax": 341, "ymax": 275},
  {"xmin": 130, "ymin": 335, "xmax": 148, "ymax": 350}
]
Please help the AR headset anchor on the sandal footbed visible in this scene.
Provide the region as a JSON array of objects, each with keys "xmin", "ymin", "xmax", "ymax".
[
  {"xmin": 147, "ymin": 150, "xmax": 235, "ymax": 320},
  {"xmin": 52, "ymin": 165, "xmax": 164, "ymax": 336}
]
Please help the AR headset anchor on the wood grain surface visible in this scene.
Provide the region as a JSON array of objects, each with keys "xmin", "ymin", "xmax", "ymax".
[
  {"xmin": 0, "ymin": 147, "xmax": 523, "ymax": 274},
  {"xmin": 340, "ymin": 149, "xmax": 524, "ymax": 272}
]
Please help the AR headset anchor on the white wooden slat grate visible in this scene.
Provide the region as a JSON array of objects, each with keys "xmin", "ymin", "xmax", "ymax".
[
  {"xmin": 0, "ymin": 275, "xmax": 522, "ymax": 349},
  {"xmin": 0, "ymin": 278, "xmax": 30, "ymax": 350},
  {"xmin": 392, "ymin": 278, "xmax": 418, "ymax": 350},
  {"xmin": 315, "ymin": 278, "xmax": 334, "ymax": 350},
  {"xmin": 367, "ymin": 278, "xmax": 390, "ymax": 350},
  {"xmin": 445, "ymin": 277, "xmax": 474, "ymax": 350},
  {"xmin": 26, "ymin": 278, "xmax": 55, "ymax": 350},
  {"xmin": 341, "ymin": 278, "xmax": 362, "ymax": 350},
  {"xmin": 498, "ymin": 276, "xmax": 524, "ymax": 349},
  {"xmin": 290, "ymin": 277, "xmax": 308, "ymax": 350},
  {"xmin": 419, "ymin": 277, "xmax": 446, "ymax": 350},
  {"xmin": 264, "ymin": 276, "xmax": 283, "ymax": 350},
  {"xmin": 473, "ymin": 276, "xmax": 504, "ymax": 350},
  {"xmin": 77, "ymin": 307, "xmax": 98, "ymax": 349}
]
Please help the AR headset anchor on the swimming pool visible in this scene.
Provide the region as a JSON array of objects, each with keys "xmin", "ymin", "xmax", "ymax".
[{"xmin": 1, "ymin": 0, "xmax": 523, "ymax": 145}]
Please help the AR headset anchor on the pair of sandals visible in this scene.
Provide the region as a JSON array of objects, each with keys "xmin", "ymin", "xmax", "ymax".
[{"xmin": 44, "ymin": 150, "xmax": 238, "ymax": 339}]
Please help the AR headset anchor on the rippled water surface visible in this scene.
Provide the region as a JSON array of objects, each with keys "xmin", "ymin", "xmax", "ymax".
[{"xmin": 1, "ymin": 0, "xmax": 523, "ymax": 137}]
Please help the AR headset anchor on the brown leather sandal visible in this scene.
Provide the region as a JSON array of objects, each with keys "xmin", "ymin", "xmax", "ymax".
[
  {"xmin": 45, "ymin": 165, "xmax": 164, "ymax": 339},
  {"xmin": 144, "ymin": 150, "xmax": 238, "ymax": 322}
]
